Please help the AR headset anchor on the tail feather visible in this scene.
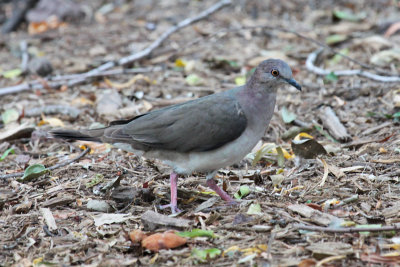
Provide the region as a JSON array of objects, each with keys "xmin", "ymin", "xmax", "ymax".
[{"xmin": 50, "ymin": 129, "xmax": 104, "ymax": 142}]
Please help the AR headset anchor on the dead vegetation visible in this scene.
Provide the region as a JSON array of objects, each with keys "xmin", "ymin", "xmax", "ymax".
[{"xmin": 0, "ymin": 0, "xmax": 400, "ymax": 266}]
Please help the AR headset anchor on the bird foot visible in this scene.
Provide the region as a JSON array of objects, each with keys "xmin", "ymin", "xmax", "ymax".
[{"xmin": 159, "ymin": 203, "xmax": 182, "ymax": 214}]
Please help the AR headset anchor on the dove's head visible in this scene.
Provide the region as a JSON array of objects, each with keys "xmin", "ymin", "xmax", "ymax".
[{"xmin": 250, "ymin": 59, "xmax": 301, "ymax": 92}]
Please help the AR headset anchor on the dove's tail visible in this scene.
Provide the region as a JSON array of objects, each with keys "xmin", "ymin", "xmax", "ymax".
[{"xmin": 50, "ymin": 129, "xmax": 105, "ymax": 142}]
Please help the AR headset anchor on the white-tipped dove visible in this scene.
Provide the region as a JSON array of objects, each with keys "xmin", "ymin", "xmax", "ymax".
[{"xmin": 51, "ymin": 59, "xmax": 301, "ymax": 213}]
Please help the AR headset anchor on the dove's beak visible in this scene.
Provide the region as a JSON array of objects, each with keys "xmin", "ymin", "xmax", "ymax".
[{"xmin": 285, "ymin": 78, "xmax": 302, "ymax": 91}]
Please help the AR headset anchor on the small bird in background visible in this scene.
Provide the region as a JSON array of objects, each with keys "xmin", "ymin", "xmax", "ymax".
[{"xmin": 51, "ymin": 59, "xmax": 301, "ymax": 213}]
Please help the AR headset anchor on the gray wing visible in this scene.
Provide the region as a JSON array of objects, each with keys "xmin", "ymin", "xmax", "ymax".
[{"xmin": 108, "ymin": 93, "xmax": 248, "ymax": 153}]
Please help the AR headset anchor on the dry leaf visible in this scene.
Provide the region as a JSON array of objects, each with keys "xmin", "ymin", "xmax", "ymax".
[
  {"xmin": 384, "ymin": 21, "xmax": 400, "ymax": 38},
  {"xmin": 28, "ymin": 15, "xmax": 67, "ymax": 35},
  {"xmin": 298, "ymin": 258, "xmax": 317, "ymax": 267},
  {"xmin": 142, "ymin": 232, "xmax": 187, "ymax": 252},
  {"xmin": 104, "ymin": 74, "xmax": 151, "ymax": 90},
  {"xmin": 129, "ymin": 229, "xmax": 147, "ymax": 244},
  {"xmin": 38, "ymin": 114, "xmax": 65, "ymax": 127}
]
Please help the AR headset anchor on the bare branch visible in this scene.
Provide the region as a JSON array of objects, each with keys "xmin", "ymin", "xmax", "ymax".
[
  {"xmin": 0, "ymin": 66, "xmax": 162, "ymax": 96},
  {"xmin": 0, "ymin": 0, "xmax": 231, "ymax": 96},
  {"xmin": 0, "ymin": 147, "xmax": 91, "ymax": 180},
  {"xmin": 295, "ymin": 223, "xmax": 400, "ymax": 233},
  {"xmin": 306, "ymin": 48, "xmax": 400, "ymax": 82},
  {"xmin": 73, "ymin": 0, "xmax": 232, "ymax": 80}
]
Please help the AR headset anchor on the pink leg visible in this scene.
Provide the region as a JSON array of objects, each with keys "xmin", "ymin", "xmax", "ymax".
[
  {"xmin": 206, "ymin": 179, "xmax": 235, "ymax": 203},
  {"xmin": 159, "ymin": 172, "xmax": 181, "ymax": 214}
]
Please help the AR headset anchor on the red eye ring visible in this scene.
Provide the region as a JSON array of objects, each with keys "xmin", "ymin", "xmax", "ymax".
[{"xmin": 271, "ymin": 69, "xmax": 279, "ymax": 77}]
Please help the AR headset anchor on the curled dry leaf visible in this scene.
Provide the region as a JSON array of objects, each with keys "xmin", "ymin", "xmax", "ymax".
[
  {"xmin": 142, "ymin": 232, "xmax": 187, "ymax": 252},
  {"xmin": 129, "ymin": 229, "xmax": 147, "ymax": 244}
]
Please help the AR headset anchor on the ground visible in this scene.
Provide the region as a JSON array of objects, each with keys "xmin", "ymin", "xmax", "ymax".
[{"xmin": 0, "ymin": 0, "xmax": 400, "ymax": 266}]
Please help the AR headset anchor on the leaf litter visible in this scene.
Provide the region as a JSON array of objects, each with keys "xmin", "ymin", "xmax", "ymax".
[{"xmin": 0, "ymin": 0, "xmax": 400, "ymax": 266}]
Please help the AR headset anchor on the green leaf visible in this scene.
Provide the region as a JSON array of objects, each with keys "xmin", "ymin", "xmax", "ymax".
[
  {"xmin": 235, "ymin": 76, "xmax": 246, "ymax": 86},
  {"xmin": 313, "ymin": 124, "xmax": 337, "ymax": 143},
  {"xmin": 191, "ymin": 248, "xmax": 221, "ymax": 262},
  {"xmin": 252, "ymin": 143, "xmax": 276, "ymax": 166},
  {"xmin": 185, "ymin": 74, "xmax": 203, "ymax": 86},
  {"xmin": 247, "ymin": 203, "xmax": 262, "ymax": 215},
  {"xmin": 228, "ymin": 60, "xmax": 239, "ymax": 68},
  {"xmin": 1, "ymin": 109, "xmax": 19, "ymax": 124},
  {"xmin": 270, "ymin": 174, "xmax": 285, "ymax": 187},
  {"xmin": 276, "ymin": 146, "xmax": 285, "ymax": 167},
  {"xmin": 234, "ymin": 185, "xmax": 250, "ymax": 199},
  {"xmin": 177, "ymin": 229, "xmax": 216, "ymax": 238},
  {"xmin": 392, "ymin": 112, "xmax": 400, "ymax": 118},
  {"xmin": 246, "ymin": 67, "xmax": 256, "ymax": 78},
  {"xmin": 86, "ymin": 174, "xmax": 104, "ymax": 188},
  {"xmin": 2, "ymin": 68, "xmax": 22, "ymax": 79},
  {"xmin": 384, "ymin": 113, "xmax": 393, "ymax": 119},
  {"xmin": 333, "ymin": 10, "xmax": 366, "ymax": 22},
  {"xmin": 0, "ymin": 148, "xmax": 15, "ymax": 161},
  {"xmin": 18, "ymin": 164, "xmax": 49, "ymax": 183},
  {"xmin": 324, "ymin": 72, "xmax": 338, "ymax": 82},
  {"xmin": 328, "ymin": 48, "xmax": 349, "ymax": 66},
  {"xmin": 325, "ymin": 34, "xmax": 347, "ymax": 45},
  {"xmin": 356, "ymin": 224, "xmax": 382, "ymax": 235},
  {"xmin": 281, "ymin": 106, "xmax": 296, "ymax": 123}
]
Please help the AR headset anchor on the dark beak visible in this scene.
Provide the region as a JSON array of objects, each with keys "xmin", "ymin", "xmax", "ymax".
[{"xmin": 285, "ymin": 78, "xmax": 302, "ymax": 91}]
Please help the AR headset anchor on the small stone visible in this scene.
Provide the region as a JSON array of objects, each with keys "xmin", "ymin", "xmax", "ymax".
[
  {"xmin": 28, "ymin": 57, "xmax": 53, "ymax": 77},
  {"xmin": 141, "ymin": 210, "xmax": 191, "ymax": 231},
  {"xmin": 87, "ymin": 199, "xmax": 112, "ymax": 213}
]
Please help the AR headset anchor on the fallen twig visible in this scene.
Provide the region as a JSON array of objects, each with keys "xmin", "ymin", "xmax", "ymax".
[
  {"xmin": 68, "ymin": 0, "xmax": 232, "ymax": 84},
  {"xmin": 371, "ymin": 158, "xmax": 400, "ymax": 164},
  {"xmin": 306, "ymin": 48, "xmax": 400, "ymax": 82},
  {"xmin": 0, "ymin": 0, "xmax": 230, "ymax": 96},
  {"xmin": 295, "ymin": 224, "xmax": 400, "ymax": 233},
  {"xmin": 0, "ymin": 66, "xmax": 162, "ymax": 96},
  {"xmin": 185, "ymin": 25, "xmax": 383, "ymax": 73},
  {"xmin": 47, "ymin": 147, "xmax": 91, "ymax": 171},
  {"xmin": 318, "ymin": 106, "xmax": 351, "ymax": 142},
  {"xmin": 319, "ymin": 158, "xmax": 329, "ymax": 187},
  {"xmin": 20, "ymin": 40, "xmax": 29, "ymax": 73},
  {"xmin": 0, "ymin": 147, "xmax": 91, "ymax": 179}
]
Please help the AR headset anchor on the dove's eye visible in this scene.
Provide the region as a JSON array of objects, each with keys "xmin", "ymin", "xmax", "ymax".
[{"xmin": 271, "ymin": 69, "xmax": 279, "ymax": 77}]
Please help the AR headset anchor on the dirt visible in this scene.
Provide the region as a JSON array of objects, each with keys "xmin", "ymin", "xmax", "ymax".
[{"xmin": 0, "ymin": 0, "xmax": 399, "ymax": 266}]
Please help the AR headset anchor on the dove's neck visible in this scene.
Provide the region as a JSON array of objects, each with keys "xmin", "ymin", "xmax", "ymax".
[{"xmin": 236, "ymin": 84, "xmax": 277, "ymax": 130}]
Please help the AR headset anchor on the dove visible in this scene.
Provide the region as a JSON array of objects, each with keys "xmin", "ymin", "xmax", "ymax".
[{"xmin": 51, "ymin": 59, "xmax": 301, "ymax": 213}]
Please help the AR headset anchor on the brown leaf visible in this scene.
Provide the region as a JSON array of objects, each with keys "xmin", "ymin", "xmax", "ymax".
[
  {"xmin": 306, "ymin": 203, "xmax": 322, "ymax": 211},
  {"xmin": 384, "ymin": 21, "xmax": 400, "ymax": 38},
  {"xmin": 361, "ymin": 253, "xmax": 400, "ymax": 264},
  {"xmin": 129, "ymin": 229, "xmax": 147, "ymax": 244},
  {"xmin": 291, "ymin": 139, "xmax": 327, "ymax": 159},
  {"xmin": 298, "ymin": 258, "xmax": 317, "ymax": 267},
  {"xmin": 142, "ymin": 232, "xmax": 187, "ymax": 252}
]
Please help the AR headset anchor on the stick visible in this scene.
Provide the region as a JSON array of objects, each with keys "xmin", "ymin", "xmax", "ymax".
[
  {"xmin": 118, "ymin": 0, "xmax": 231, "ymax": 66},
  {"xmin": 318, "ymin": 158, "xmax": 329, "ymax": 187},
  {"xmin": 70, "ymin": 0, "xmax": 232, "ymax": 82},
  {"xmin": 295, "ymin": 224, "xmax": 400, "ymax": 233},
  {"xmin": 0, "ymin": 66, "xmax": 162, "ymax": 96},
  {"xmin": 20, "ymin": 40, "xmax": 29, "ymax": 73},
  {"xmin": 184, "ymin": 25, "xmax": 382, "ymax": 73},
  {"xmin": 306, "ymin": 48, "xmax": 400, "ymax": 82},
  {"xmin": 0, "ymin": 147, "xmax": 91, "ymax": 179},
  {"xmin": 0, "ymin": 0, "xmax": 231, "ymax": 96},
  {"xmin": 318, "ymin": 106, "xmax": 351, "ymax": 142}
]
